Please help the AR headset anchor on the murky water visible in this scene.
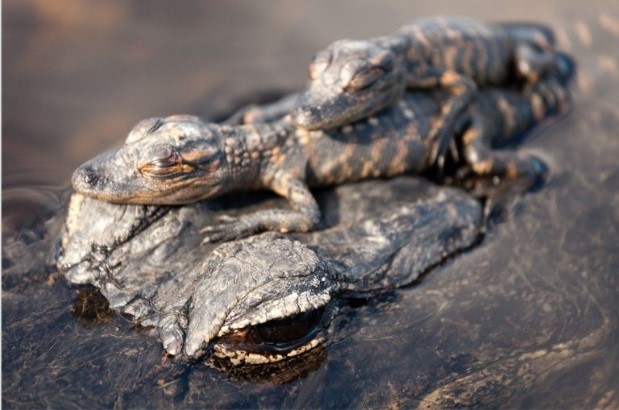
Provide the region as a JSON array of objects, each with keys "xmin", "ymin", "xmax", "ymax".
[{"xmin": 3, "ymin": 1, "xmax": 619, "ymax": 407}]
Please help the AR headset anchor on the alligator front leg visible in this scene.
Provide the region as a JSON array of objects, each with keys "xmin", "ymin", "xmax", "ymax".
[
  {"xmin": 407, "ymin": 68, "xmax": 477, "ymax": 169},
  {"xmin": 201, "ymin": 177, "xmax": 320, "ymax": 243}
]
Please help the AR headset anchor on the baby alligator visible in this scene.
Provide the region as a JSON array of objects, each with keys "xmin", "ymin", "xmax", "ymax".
[
  {"xmin": 280, "ymin": 17, "xmax": 563, "ymax": 164},
  {"xmin": 72, "ymin": 63, "xmax": 572, "ymax": 242}
]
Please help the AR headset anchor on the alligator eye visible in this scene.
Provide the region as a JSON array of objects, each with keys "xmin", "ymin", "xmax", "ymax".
[
  {"xmin": 217, "ymin": 307, "xmax": 326, "ymax": 354},
  {"xmin": 345, "ymin": 67, "xmax": 385, "ymax": 91},
  {"xmin": 251, "ymin": 308, "xmax": 325, "ymax": 346},
  {"xmin": 374, "ymin": 54, "xmax": 394, "ymax": 71},
  {"xmin": 138, "ymin": 145, "xmax": 183, "ymax": 178}
]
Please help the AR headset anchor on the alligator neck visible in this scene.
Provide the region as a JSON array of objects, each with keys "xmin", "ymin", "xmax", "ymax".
[
  {"xmin": 372, "ymin": 33, "xmax": 416, "ymax": 79},
  {"xmin": 219, "ymin": 120, "xmax": 293, "ymax": 189},
  {"xmin": 373, "ymin": 33, "xmax": 412, "ymax": 59}
]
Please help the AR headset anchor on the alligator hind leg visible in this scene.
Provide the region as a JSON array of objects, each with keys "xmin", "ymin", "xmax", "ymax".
[
  {"xmin": 461, "ymin": 126, "xmax": 544, "ymax": 186},
  {"xmin": 499, "ymin": 22, "xmax": 563, "ymax": 84},
  {"xmin": 513, "ymin": 44, "xmax": 563, "ymax": 84},
  {"xmin": 459, "ymin": 126, "xmax": 546, "ymax": 219},
  {"xmin": 201, "ymin": 177, "xmax": 320, "ymax": 243}
]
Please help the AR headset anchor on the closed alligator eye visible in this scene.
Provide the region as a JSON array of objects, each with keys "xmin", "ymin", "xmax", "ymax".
[
  {"xmin": 138, "ymin": 145, "xmax": 183, "ymax": 178},
  {"xmin": 345, "ymin": 67, "xmax": 385, "ymax": 91}
]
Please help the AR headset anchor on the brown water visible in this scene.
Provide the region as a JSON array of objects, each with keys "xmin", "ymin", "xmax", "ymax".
[{"xmin": 3, "ymin": 1, "xmax": 619, "ymax": 408}]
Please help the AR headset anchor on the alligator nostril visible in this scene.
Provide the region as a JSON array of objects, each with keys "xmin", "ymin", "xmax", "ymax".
[
  {"xmin": 307, "ymin": 106, "xmax": 319, "ymax": 119},
  {"xmin": 74, "ymin": 166, "xmax": 98, "ymax": 187}
]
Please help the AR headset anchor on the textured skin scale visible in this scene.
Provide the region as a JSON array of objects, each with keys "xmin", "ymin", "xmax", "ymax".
[
  {"xmin": 287, "ymin": 16, "xmax": 561, "ymax": 163},
  {"xmin": 72, "ymin": 70, "xmax": 571, "ymax": 242},
  {"xmin": 58, "ymin": 177, "xmax": 484, "ymax": 363}
]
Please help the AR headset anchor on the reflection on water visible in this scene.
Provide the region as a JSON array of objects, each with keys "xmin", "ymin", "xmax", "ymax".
[
  {"xmin": 2, "ymin": 185, "xmax": 66, "ymax": 233},
  {"xmin": 3, "ymin": 0, "xmax": 619, "ymax": 408}
]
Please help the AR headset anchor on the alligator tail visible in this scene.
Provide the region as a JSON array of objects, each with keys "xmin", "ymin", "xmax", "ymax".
[
  {"xmin": 522, "ymin": 52, "xmax": 575, "ymax": 118},
  {"xmin": 490, "ymin": 64, "xmax": 573, "ymax": 144}
]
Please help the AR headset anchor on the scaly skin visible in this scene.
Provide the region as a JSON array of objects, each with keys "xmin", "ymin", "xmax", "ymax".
[
  {"xmin": 59, "ymin": 178, "xmax": 484, "ymax": 363},
  {"xmin": 284, "ymin": 16, "xmax": 563, "ymax": 165},
  {"xmin": 72, "ymin": 68, "xmax": 572, "ymax": 242}
]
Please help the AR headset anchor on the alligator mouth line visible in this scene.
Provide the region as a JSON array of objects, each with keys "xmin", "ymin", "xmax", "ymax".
[
  {"xmin": 80, "ymin": 178, "xmax": 222, "ymax": 205},
  {"xmin": 213, "ymin": 331, "xmax": 326, "ymax": 365}
]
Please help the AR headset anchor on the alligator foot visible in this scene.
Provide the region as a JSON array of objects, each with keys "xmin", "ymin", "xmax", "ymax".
[
  {"xmin": 201, "ymin": 208, "xmax": 318, "ymax": 243},
  {"xmin": 201, "ymin": 215, "xmax": 252, "ymax": 243}
]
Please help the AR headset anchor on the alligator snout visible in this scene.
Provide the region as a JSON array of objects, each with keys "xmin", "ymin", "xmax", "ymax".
[{"xmin": 291, "ymin": 104, "xmax": 322, "ymax": 130}]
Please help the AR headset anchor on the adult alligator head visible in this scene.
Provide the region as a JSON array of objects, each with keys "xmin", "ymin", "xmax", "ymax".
[{"xmin": 57, "ymin": 177, "xmax": 482, "ymax": 380}]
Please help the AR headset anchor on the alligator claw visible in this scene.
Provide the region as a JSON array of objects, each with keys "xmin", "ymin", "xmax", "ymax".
[
  {"xmin": 427, "ymin": 125, "xmax": 453, "ymax": 172},
  {"xmin": 215, "ymin": 214, "xmax": 238, "ymax": 223}
]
